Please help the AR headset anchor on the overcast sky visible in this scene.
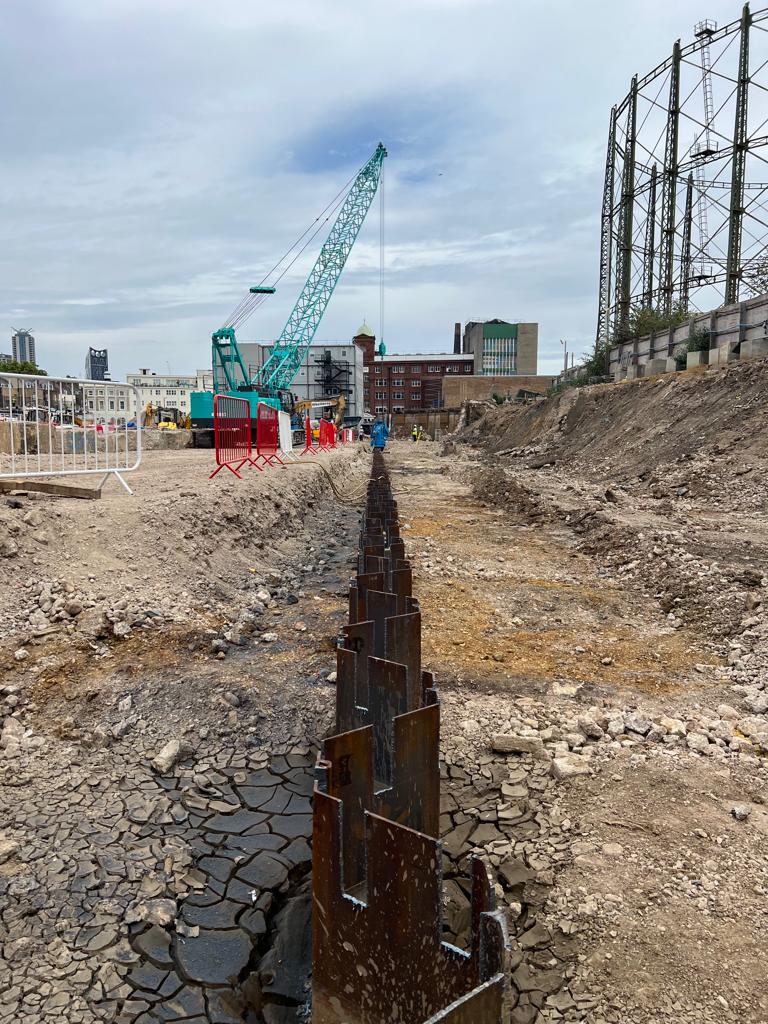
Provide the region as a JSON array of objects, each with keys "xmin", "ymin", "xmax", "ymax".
[{"xmin": 0, "ymin": 0, "xmax": 751, "ymax": 379}]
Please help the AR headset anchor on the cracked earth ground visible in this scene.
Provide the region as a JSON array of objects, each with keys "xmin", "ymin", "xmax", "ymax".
[{"xmin": 1, "ymin": 438, "xmax": 767, "ymax": 1023}]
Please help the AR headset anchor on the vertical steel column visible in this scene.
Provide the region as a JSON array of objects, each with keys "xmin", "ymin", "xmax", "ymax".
[
  {"xmin": 615, "ymin": 80, "xmax": 638, "ymax": 338},
  {"xmin": 725, "ymin": 4, "xmax": 752, "ymax": 305},
  {"xmin": 660, "ymin": 42, "xmax": 681, "ymax": 315},
  {"xmin": 596, "ymin": 106, "xmax": 617, "ymax": 346},
  {"xmin": 679, "ymin": 174, "xmax": 695, "ymax": 309},
  {"xmin": 642, "ymin": 164, "xmax": 659, "ymax": 308}
]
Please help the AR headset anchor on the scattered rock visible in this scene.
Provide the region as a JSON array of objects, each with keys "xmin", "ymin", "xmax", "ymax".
[{"xmin": 151, "ymin": 740, "xmax": 182, "ymax": 774}]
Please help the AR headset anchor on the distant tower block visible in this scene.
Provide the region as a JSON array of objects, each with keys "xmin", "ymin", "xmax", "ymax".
[
  {"xmin": 11, "ymin": 328, "xmax": 35, "ymax": 365},
  {"xmin": 85, "ymin": 347, "xmax": 109, "ymax": 381}
]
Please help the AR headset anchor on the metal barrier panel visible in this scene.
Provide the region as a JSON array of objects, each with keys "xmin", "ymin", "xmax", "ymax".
[
  {"xmin": 254, "ymin": 402, "xmax": 283, "ymax": 469},
  {"xmin": 300, "ymin": 414, "xmax": 318, "ymax": 456},
  {"xmin": 210, "ymin": 395, "xmax": 256, "ymax": 479},
  {"xmin": 0, "ymin": 373, "xmax": 142, "ymax": 494},
  {"xmin": 318, "ymin": 419, "xmax": 336, "ymax": 450},
  {"xmin": 277, "ymin": 410, "xmax": 293, "ymax": 453},
  {"xmin": 312, "ymin": 452, "xmax": 510, "ymax": 1023}
]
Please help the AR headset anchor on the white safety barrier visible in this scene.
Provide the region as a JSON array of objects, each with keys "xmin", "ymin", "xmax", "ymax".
[
  {"xmin": 278, "ymin": 410, "xmax": 301, "ymax": 463},
  {"xmin": 0, "ymin": 373, "xmax": 142, "ymax": 494}
]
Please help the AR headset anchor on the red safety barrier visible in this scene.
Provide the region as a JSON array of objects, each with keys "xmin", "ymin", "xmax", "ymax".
[
  {"xmin": 253, "ymin": 402, "xmax": 284, "ymax": 470},
  {"xmin": 209, "ymin": 395, "xmax": 259, "ymax": 479},
  {"xmin": 300, "ymin": 414, "xmax": 319, "ymax": 456},
  {"xmin": 318, "ymin": 419, "xmax": 337, "ymax": 451}
]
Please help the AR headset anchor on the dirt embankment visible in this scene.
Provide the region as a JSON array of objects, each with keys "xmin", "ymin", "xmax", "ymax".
[
  {"xmin": 0, "ymin": 446, "xmax": 368, "ymax": 668},
  {"xmin": 460, "ymin": 358, "xmax": 768, "ymax": 492}
]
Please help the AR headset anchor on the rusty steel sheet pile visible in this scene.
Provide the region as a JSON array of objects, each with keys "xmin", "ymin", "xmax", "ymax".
[{"xmin": 312, "ymin": 451, "xmax": 510, "ymax": 1023}]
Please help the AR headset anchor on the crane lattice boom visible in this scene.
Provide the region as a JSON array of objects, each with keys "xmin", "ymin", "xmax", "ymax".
[{"xmin": 257, "ymin": 143, "xmax": 387, "ymax": 392}]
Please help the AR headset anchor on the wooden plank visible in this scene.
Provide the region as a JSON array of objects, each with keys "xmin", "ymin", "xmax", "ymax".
[{"xmin": 0, "ymin": 478, "xmax": 102, "ymax": 500}]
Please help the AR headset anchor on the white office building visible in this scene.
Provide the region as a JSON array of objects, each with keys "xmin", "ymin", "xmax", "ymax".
[
  {"xmin": 82, "ymin": 382, "xmax": 133, "ymax": 417},
  {"xmin": 238, "ymin": 342, "xmax": 365, "ymax": 418},
  {"xmin": 125, "ymin": 368, "xmax": 213, "ymax": 418}
]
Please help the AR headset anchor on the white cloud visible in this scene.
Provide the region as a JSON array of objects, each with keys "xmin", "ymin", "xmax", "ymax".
[{"xmin": 0, "ymin": 0, "xmax": 754, "ymax": 379}]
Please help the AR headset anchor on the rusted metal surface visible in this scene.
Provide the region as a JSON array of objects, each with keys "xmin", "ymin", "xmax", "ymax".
[{"xmin": 312, "ymin": 452, "xmax": 508, "ymax": 1023}]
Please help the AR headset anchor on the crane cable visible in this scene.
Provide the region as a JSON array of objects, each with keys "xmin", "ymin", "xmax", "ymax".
[
  {"xmin": 223, "ymin": 168, "xmax": 359, "ymax": 333},
  {"xmin": 379, "ymin": 161, "xmax": 385, "ymax": 351}
]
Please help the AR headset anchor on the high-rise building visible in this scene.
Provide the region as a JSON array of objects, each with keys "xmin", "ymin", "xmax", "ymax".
[
  {"xmin": 11, "ymin": 329, "xmax": 36, "ymax": 365},
  {"xmin": 85, "ymin": 347, "xmax": 109, "ymax": 381}
]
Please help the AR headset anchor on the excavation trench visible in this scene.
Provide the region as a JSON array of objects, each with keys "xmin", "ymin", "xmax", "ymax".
[{"xmin": 0, "ymin": 455, "xmax": 364, "ymax": 1024}]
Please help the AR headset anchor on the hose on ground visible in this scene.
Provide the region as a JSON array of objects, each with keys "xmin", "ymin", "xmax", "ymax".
[{"xmin": 284, "ymin": 457, "xmax": 381, "ymax": 504}]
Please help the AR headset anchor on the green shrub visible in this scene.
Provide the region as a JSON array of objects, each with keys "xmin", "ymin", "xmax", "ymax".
[{"xmin": 686, "ymin": 329, "xmax": 710, "ymax": 353}]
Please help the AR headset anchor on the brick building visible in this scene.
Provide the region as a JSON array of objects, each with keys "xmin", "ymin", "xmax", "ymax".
[{"xmin": 353, "ymin": 323, "xmax": 474, "ymax": 414}]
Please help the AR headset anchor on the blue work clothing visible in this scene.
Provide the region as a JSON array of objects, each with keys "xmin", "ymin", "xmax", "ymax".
[{"xmin": 370, "ymin": 421, "xmax": 389, "ymax": 450}]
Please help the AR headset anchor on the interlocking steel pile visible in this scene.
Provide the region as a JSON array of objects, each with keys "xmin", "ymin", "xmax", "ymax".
[{"xmin": 312, "ymin": 450, "xmax": 510, "ymax": 1023}]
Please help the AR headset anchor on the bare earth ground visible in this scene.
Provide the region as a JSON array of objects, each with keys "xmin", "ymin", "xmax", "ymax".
[
  {"xmin": 392, "ymin": 428, "xmax": 767, "ymax": 1024},
  {"xmin": 1, "ymin": 382, "xmax": 768, "ymax": 1024},
  {"xmin": 0, "ymin": 447, "xmax": 368, "ymax": 1024}
]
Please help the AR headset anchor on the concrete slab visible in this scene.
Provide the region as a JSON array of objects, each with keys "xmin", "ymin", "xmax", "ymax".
[
  {"xmin": 645, "ymin": 358, "xmax": 668, "ymax": 376},
  {"xmin": 686, "ymin": 350, "xmax": 709, "ymax": 369},
  {"xmin": 740, "ymin": 338, "xmax": 768, "ymax": 361}
]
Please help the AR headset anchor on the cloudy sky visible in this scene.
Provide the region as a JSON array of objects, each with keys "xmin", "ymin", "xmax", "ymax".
[{"xmin": 0, "ymin": 0, "xmax": 750, "ymax": 379}]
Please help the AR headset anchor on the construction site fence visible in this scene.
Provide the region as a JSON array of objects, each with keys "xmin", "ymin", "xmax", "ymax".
[
  {"xmin": 210, "ymin": 394, "xmax": 253, "ymax": 479},
  {"xmin": 254, "ymin": 403, "xmax": 284, "ymax": 470},
  {"xmin": 0, "ymin": 372, "xmax": 142, "ymax": 495},
  {"xmin": 277, "ymin": 410, "xmax": 293, "ymax": 454}
]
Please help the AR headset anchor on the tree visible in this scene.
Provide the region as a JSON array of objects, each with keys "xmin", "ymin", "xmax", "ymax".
[
  {"xmin": 0, "ymin": 360, "xmax": 47, "ymax": 375},
  {"xmin": 625, "ymin": 301, "xmax": 689, "ymax": 339},
  {"xmin": 745, "ymin": 258, "xmax": 768, "ymax": 298}
]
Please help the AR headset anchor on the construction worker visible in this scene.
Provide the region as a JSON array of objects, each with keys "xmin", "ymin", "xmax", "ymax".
[
  {"xmin": 411, "ymin": 424, "xmax": 418, "ymax": 442},
  {"xmin": 370, "ymin": 415, "xmax": 389, "ymax": 452},
  {"xmin": 416, "ymin": 425, "xmax": 424, "ymax": 443}
]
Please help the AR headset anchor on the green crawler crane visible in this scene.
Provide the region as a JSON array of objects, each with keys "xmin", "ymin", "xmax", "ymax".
[{"xmin": 191, "ymin": 143, "xmax": 387, "ymax": 445}]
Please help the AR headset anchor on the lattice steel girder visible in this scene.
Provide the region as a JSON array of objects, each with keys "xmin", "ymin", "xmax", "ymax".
[
  {"xmin": 596, "ymin": 106, "xmax": 618, "ymax": 346},
  {"xmin": 615, "ymin": 79, "xmax": 638, "ymax": 337},
  {"xmin": 680, "ymin": 174, "xmax": 695, "ymax": 309},
  {"xmin": 643, "ymin": 164, "xmax": 659, "ymax": 307},
  {"xmin": 659, "ymin": 41, "xmax": 681, "ymax": 316},
  {"xmin": 726, "ymin": 4, "xmax": 753, "ymax": 305},
  {"xmin": 258, "ymin": 143, "xmax": 387, "ymax": 392}
]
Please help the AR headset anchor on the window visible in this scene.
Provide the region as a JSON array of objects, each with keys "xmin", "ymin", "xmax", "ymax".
[
  {"xmin": 411, "ymin": 392, "xmax": 421, "ymax": 401},
  {"xmin": 119, "ymin": 400, "xmax": 125, "ymax": 410},
  {"xmin": 375, "ymin": 405, "xmax": 388, "ymax": 413},
  {"xmin": 363, "ymin": 366, "xmax": 369, "ymax": 374},
  {"xmin": 393, "ymin": 364, "xmax": 405, "ymax": 373},
  {"xmin": 392, "ymin": 378, "xmax": 404, "ymax": 386},
  {"xmin": 167, "ymin": 389, "xmax": 177, "ymax": 396},
  {"xmin": 411, "ymin": 379, "xmax": 421, "ymax": 387},
  {"xmin": 375, "ymin": 391, "xmax": 386, "ymax": 399},
  {"xmin": 109, "ymin": 400, "xmax": 115, "ymax": 410},
  {"xmin": 393, "ymin": 391, "xmax": 403, "ymax": 400},
  {"xmin": 464, "ymin": 365, "xmax": 472, "ymax": 373},
  {"xmin": 427, "ymin": 364, "xmax": 442, "ymax": 373},
  {"xmin": 375, "ymin": 365, "xmax": 381, "ymax": 374},
  {"xmin": 410, "ymin": 365, "xmax": 421, "ymax": 373},
  {"xmin": 392, "ymin": 405, "xmax": 404, "ymax": 413}
]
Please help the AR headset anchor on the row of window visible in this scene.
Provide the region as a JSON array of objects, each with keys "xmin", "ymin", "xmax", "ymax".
[
  {"xmin": 371, "ymin": 403, "xmax": 440, "ymax": 413},
  {"xmin": 364, "ymin": 364, "xmax": 471, "ymax": 374}
]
